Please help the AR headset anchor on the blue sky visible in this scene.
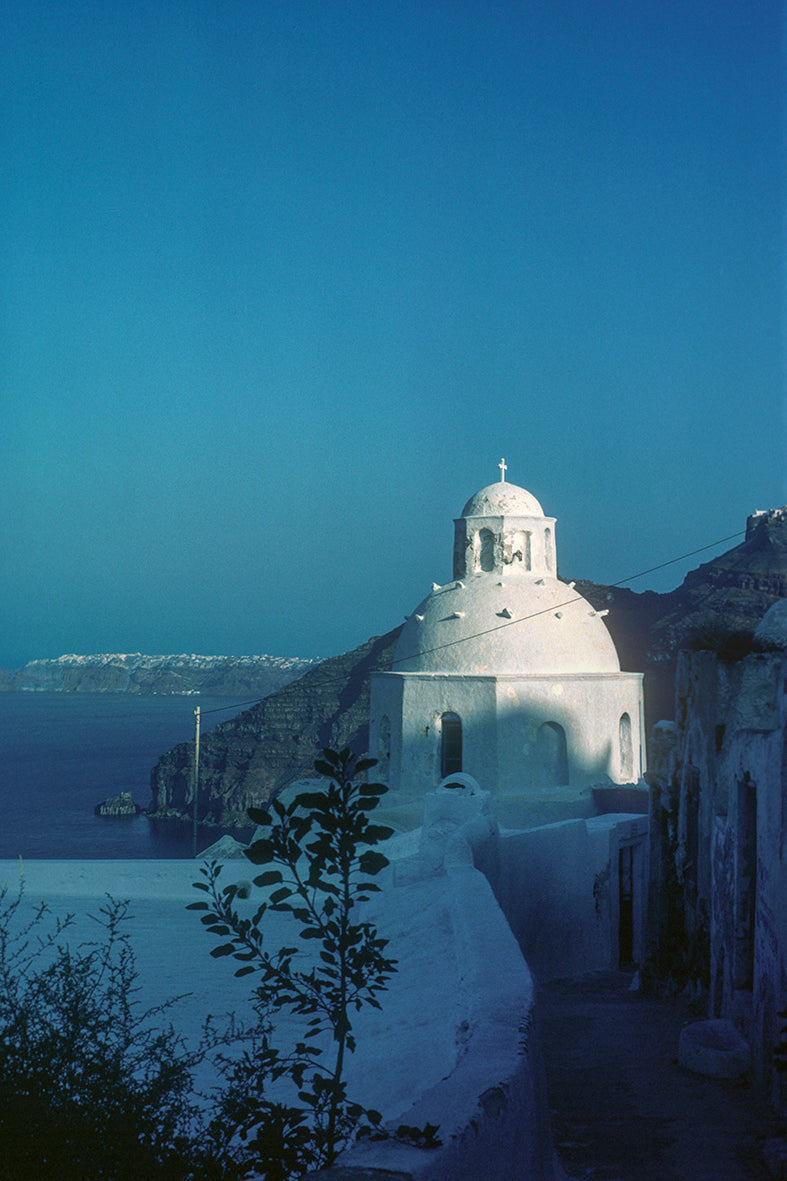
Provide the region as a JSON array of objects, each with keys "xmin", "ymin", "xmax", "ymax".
[{"xmin": 1, "ymin": 0, "xmax": 784, "ymax": 666}]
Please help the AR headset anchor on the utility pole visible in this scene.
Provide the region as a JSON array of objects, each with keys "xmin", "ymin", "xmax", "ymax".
[{"xmin": 192, "ymin": 705, "xmax": 200, "ymax": 858}]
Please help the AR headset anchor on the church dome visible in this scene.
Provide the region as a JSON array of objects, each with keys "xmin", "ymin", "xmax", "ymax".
[
  {"xmin": 395, "ymin": 471, "xmax": 621, "ymax": 676},
  {"xmin": 393, "ymin": 575, "xmax": 620, "ymax": 675},
  {"xmin": 461, "ymin": 482, "xmax": 544, "ymax": 518}
]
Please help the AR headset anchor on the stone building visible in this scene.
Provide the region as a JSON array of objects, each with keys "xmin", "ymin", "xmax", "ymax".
[
  {"xmin": 369, "ymin": 472, "xmax": 646, "ymax": 824},
  {"xmin": 647, "ymin": 598, "xmax": 787, "ymax": 1100}
]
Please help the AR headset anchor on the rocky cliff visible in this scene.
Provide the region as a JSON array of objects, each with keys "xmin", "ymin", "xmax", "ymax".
[
  {"xmin": 576, "ymin": 508, "xmax": 787, "ymax": 727},
  {"xmin": 150, "ymin": 510, "xmax": 787, "ymax": 828},
  {"xmin": 149, "ymin": 628, "xmax": 402, "ymax": 828},
  {"xmin": 0, "ymin": 652, "xmax": 318, "ymax": 697}
]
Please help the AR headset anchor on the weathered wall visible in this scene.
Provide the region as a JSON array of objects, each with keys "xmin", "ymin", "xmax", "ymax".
[
  {"xmin": 710, "ymin": 684, "xmax": 787, "ymax": 1092},
  {"xmin": 647, "ymin": 639, "xmax": 787, "ymax": 1099}
]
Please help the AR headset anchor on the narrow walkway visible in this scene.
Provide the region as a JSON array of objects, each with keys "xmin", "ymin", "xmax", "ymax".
[{"xmin": 538, "ymin": 971, "xmax": 781, "ymax": 1181}]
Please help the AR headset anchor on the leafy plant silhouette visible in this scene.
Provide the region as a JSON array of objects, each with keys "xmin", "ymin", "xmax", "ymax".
[
  {"xmin": 0, "ymin": 886, "xmax": 203, "ymax": 1180},
  {"xmin": 191, "ymin": 747, "xmax": 398, "ymax": 1177}
]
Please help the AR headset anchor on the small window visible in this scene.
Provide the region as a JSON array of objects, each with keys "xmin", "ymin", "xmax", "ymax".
[
  {"xmin": 544, "ymin": 527, "xmax": 554, "ymax": 572},
  {"xmin": 479, "ymin": 529, "xmax": 495, "ymax": 572},
  {"xmin": 537, "ymin": 721, "xmax": 568, "ymax": 786},
  {"xmin": 619, "ymin": 713, "xmax": 633, "ymax": 780},
  {"xmin": 441, "ymin": 712, "xmax": 462, "ymax": 777}
]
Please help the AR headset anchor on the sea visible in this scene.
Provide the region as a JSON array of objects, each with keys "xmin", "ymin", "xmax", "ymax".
[{"xmin": 0, "ymin": 693, "xmax": 255, "ymax": 860}]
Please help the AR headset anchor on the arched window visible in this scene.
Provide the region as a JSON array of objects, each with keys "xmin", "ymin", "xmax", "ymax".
[
  {"xmin": 619, "ymin": 713, "xmax": 633, "ymax": 780},
  {"xmin": 544, "ymin": 527, "xmax": 554, "ymax": 573},
  {"xmin": 479, "ymin": 529, "xmax": 495, "ymax": 572},
  {"xmin": 510, "ymin": 530, "xmax": 531, "ymax": 570},
  {"xmin": 441, "ymin": 712, "xmax": 462, "ymax": 777},
  {"xmin": 536, "ymin": 721, "xmax": 568, "ymax": 786}
]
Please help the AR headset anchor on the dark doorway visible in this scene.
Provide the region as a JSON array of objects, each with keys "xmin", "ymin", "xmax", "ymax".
[
  {"xmin": 619, "ymin": 845, "xmax": 634, "ymax": 967},
  {"xmin": 734, "ymin": 775, "xmax": 757, "ymax": 991},
  {"xmin": 441, "ymin": 712, "xmax": 462, "ymax": 777}
]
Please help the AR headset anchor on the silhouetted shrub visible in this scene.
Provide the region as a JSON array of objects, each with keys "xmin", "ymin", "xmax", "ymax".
[
  {"xmin": 686, "ymin": 623, "xmax": 755, "ymax": 660},
  {"xmin": 0, "ymin": 887, "xmax": 203, "ymax": 1180},
  {"xmin": 191, "ymin": 747, "xmax": 398, "ymax": 1178}
]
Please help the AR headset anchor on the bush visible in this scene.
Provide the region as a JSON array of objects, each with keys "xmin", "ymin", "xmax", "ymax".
[
  {"xmin": 191, "ymin": 747, "xmax": 397, "ymax": 1178},
  {"xmin": 687, "ymin": 623, "xmax": 755, "ymax": 659},
  {"xmin": 0, "ymin": 885, "xmax": 202, "ymax": 1180}
]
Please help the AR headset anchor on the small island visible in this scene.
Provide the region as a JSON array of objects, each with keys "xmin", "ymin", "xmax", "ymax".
[{"xmin": 94, "ymin": 791, "xmax": 141, "ymax": 818}]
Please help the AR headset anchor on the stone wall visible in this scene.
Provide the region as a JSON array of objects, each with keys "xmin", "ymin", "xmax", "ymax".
[{"xmin": 647, "ymin": 639, "xmax": 787, "ymax": 1101}]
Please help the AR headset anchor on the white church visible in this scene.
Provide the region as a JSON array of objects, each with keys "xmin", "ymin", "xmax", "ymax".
[{"xmin": 369, "ymin": 466, "xmax": 646, "ymax": 825}]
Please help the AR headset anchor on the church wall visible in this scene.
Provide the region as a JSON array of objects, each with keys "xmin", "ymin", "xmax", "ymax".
[
  {"xmin": 397, "ymin": 675, "xmax": 499, "ymax": 796},
  {"xmin": 495, "ymin": 673, "xmax": 645, "ymax": 790},
  {"xmin": 712, "ymin": 719, "xmax": 787, "ymax": 1094},
  {"xmin": 372, "ymin": 670, "xmax": 644, "ymax": 798},
  {"xmin": 368, "ymin": 672, "xmax": 403, "ymax": 786},
  {"xmin": 371, "ymin": 671, "xmax": 501, "ymax": 794}
]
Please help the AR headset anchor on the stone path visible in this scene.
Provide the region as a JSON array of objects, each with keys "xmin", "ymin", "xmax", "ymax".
[{"xmin": 538, "ymin": 971, "xmax": 782, "ymax": 1181}]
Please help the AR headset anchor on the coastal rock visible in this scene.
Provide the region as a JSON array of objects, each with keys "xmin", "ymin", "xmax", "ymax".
[
  {"xmin": 149, "ymin": 627, "xmax": 402, "ymax": 829},
  {"xmin": 95, "ymin": 791, "xmax": 141, "ymax": 818}
]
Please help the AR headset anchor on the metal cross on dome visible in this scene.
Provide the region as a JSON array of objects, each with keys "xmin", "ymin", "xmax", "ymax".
[{"xmin": 498, "ymin": 457, "xmax": 507, "ymax": 482}]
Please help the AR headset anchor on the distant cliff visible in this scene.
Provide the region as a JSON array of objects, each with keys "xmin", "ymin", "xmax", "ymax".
[
  {"xmin": 149, "ymin": 509, "xmax": 787, "ymax": 829},
  {"xmin": 0, "ymin": 652, "xmax": 319, "ymax": 697}
]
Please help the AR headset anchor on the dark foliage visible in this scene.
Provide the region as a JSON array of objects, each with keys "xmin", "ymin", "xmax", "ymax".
[
  {"xmin": 0, "ymin": 886, "xmax": 203, "ymax": 1181},
  {"xmin": 191, "ymin": 747, "xmax": 399, "ymax": 1178},
  {"xmin": 686, "ymin": 623, "xmax": 756, "ymax": 660}
]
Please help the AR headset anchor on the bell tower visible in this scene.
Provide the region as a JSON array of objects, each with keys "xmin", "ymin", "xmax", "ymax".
[{"xmin": 453, "ymin": 463, "xmax": 556, "ymax": 580}]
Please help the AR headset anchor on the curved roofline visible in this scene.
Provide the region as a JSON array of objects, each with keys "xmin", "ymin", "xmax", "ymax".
[{"xmin": 461, "ymin": 481, "xmax": 545, "ymax": 518}]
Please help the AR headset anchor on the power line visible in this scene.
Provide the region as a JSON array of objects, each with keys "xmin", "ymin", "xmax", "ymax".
[
  {"xmin": 388, "ymin": 529, "xmax": 746, "ymax": 668},
  {"xmin": 609, "ymin": 531, "xmax": 745, "ymax": 589},
  {"xmin": 196, "ymin": 527, "xmax": 747, "ymax": 718},
  {"xmin": 198, "ymin": 697, "xmax": 267, "ymax": 717}
]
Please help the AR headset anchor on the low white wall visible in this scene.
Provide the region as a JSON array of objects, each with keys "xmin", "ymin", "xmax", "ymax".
[
  {"xmin": 304, "ymin": 863, "xmax": 560, "ymax": 1181},
  {"xmin": 491, "ymin": 818, "xmax": 614, "ymax": 983}
]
